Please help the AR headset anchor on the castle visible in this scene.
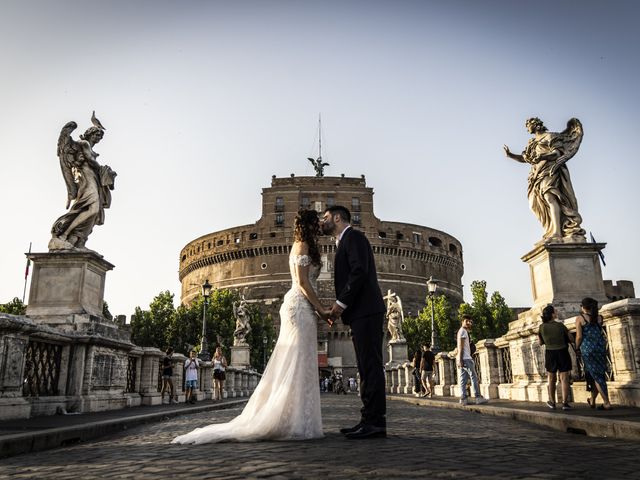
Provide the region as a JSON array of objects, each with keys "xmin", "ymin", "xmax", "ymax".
[{"xmin": 179, "ymin": 174, "xmax": 464, "ymax": 376}]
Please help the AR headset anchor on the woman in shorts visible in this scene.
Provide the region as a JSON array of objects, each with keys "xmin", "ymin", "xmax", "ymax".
[
  {"xmin": 212, "ymin": 346, "xmax": 228, "ymax": 401},
  {"xmin": 538, "ymin": 305, "xmax": 573, "ymax": 410}
]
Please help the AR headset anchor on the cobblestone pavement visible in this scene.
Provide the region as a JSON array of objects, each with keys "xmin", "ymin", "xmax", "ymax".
[{"xmin": 0, "ymin": 394, "xmax": 637, "ymax": 479}]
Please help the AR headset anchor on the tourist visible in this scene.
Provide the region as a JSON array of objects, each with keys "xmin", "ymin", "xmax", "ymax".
[
  {"xmin": 538, "ymin": 305, "xmax": 573, "ymax": 410},
  {"xmin": 411, "ymin": 350, "xmax": 423, "ymax": 397},
  {"xmin": 184, "ymin": 350, "xmax": 199, "ymax": 405},
  {"xmin": 161, "ymin": 347, "xmax": 177, "ymax": 404},
  {"xmin": 456, "ymin": 315, "xmax": 488, "ymax": 406},
  {"xmin": 420, "ymin": 344, "xmax": 436, "ymax": 398},
  {"xmin": 576, "ymin": 297, "xmax": 612, "ymax": 410},
  {"xmin": 212, "ymin": 346, "xmax": 227, "ymax": 401}
]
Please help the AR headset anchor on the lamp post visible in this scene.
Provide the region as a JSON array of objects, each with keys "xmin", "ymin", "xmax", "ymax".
[
  {"xmin": 200, "ymin": 279, "xmax": 212, "ymax": 361},
  {"xmin": 262, "ymin": 333, "xmax": 267, "ymax": 372},
  {"xmin": 427, "ymin": 276, "xmax": 440, "ymax": 353}
]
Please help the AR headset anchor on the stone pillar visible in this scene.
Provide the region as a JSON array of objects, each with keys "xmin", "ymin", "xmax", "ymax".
[
  {"xmin": 389, "ymin": 365, "xmax": 398, "ymax": 393},
  {"xmin": 384, "ymin": 367, "xmax": 393, "ymax": 393},
  {"xmin": 26, "ymin": 252, "xmax": 114, "ymax": 321},
  {"xmin": 241, "ymin": 371, "xmax": 249, "ymax": 396},
  {"xmin": 199, "ymin": 361, "xmax": 212, "ymax": 400},
  {"xmin": 0, "ymin": 329, "xmax": 31, "ymax": 420},
  {"xmin": 600, "ymin": 298, "xmax": 640, "ymax": 406},
  {"xmin": 225, "ymin": 367, "xmax": 236, "ymax": 398},
  {"xmin": 522, "ymin": 242, "xmax": 608, "ymax": 318},
  {"xmin": 475, "ymin": 339, "xmax": 500, "ymax": 399},
  {"xmin": 140, "ymin": 348, "xmax": 163, "ymax": 405},
  {"xmin": 387, "ymin": 340, "xmax": 409, "ymax": 366},
  {"xmin": 402, "ymin": 362, "xmax": 413, "ymax": 394},
  {"xmin": 436, "ymin": 353, "xmax": 455, "ymax": 397},
  {"xmin": 173, "ymin": 354, "xmax": 187, "ymax": 402},
  {"xmin": 234, "ymin": 370, "xmax": 243, "ymax": 397},
  {"xmin": 396, "ymin": 364, "xmax": 407, "ymax": 393},
  {"xmin": 230, "ymin": 344, "xmax": 251, "ymax": 369}
]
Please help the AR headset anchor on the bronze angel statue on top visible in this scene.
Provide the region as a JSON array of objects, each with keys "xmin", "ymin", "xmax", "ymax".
[
  {"xmin": 504, "ymin": 117, "xmax": 586, "ymax": 243},
  {"xmin": 48, "ymin": 112, "xmax": 117, "ymax": 251},
  {"xmin": 307, "ymin": 156, "xmax": 329, "ymax": 177}
]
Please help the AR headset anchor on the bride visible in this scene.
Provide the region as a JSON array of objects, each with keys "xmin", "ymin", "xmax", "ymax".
[{"xmin": 172, "ymin": 210, "xmax": 331, "ymax": 444}]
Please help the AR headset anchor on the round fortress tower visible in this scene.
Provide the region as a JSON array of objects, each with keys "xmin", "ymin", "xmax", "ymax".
[{"xmin": 178, "ymin": 174, "xmax": 464, "ymax": 373}]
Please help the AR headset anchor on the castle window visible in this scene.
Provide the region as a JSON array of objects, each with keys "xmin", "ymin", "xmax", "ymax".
[
  {"xmin": 275, "ymin": 197, "xmax": 284, "ymax": 212},
  {"xmin": 314, "ymin": 201, "xmax": 322, "ymax": 212},
  {"xmin": 378, "ymin": 231, "xmax": 386, "ymax": 239},
  {"xmin": 181, "ymin": 255, "xmax": 186, "ymax": 262},
  {"xmin": 249, "ymin": 233, "xmax": 258, "ymax": 240},
  {"xmin": 301, "ymin": 196, "xmax": 310, "ymax": 209},
  {"xmin": 235, "ymin": 237, "xmax": 241, "ymax": 244},
  {"xmin": 400, "ymin": 263, "xmax": 407, "ymax": 270},
  {"xmin": 413, "ymin": 232, "xmax": 421, "ymax": 243},
  {"xmin": 207, "ymin": 242, "xmax": 211, "ymax": 249},
  {"xmin": 275, "ymin": 213, "xmax": 284, "ymax": 226},
  {"xmin": 449, "ymin": 243, "xmax": 458, "ymax": 254},
  {"xmin": 351, "ymin": 197, "xmax": 361, "ymax": 212},
  {"xmin": 261, "ymin": 263, "xmax": 268, "ymax": 270},
  {"xmin": 396, "ymin": 232, "xmax": 404, "ymax": 240},
  {"xmin": 217, "ymin": 240, "xmax": 224, "ymax": 246},
  {"xmin": 353, "ymin": 213, "xmax": 361, "ymax": 225},
  {"xmin": 327, "ymin": 196, "xmax": 335, "ymax": 207},
  {"xmin": 428, "ymin": 237, "xmax": 443, "ymax": 247},
  {"xmin": 270, "ymin": 232, "xmax": 276, "ymax": 237}
]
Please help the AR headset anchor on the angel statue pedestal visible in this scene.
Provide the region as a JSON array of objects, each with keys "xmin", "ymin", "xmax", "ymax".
[
  {"xmin": 25, "ymin": 251, "xmax": 127, "ymax": 341},
  {"xmin": 230, "ymin": 344, "xmax": 251, "ymax": 370},
  {"xmin": 522, "ymin": 241, "xmax": 609, "ymax": 319},
  {"xmin": 387, "ymin": 339, "xmax": 409, "ymax": 366}
]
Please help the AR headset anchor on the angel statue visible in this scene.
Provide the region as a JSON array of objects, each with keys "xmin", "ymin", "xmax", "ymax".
[
  {"xmin": 384, "ymin": 290, "xmax": 405, "ymax": 343},
  {"xmin": 49, "ymin": 112, "xmax": 117, "ymax": 251},
  {"xmin": 307, "ymin": 156, "xmax": 329, "ymax": 177},
  {"xmin": 233, "ymin": 298, "xmax": 252, "ymax": 346},
  {"xmin": 504, "ymin": 117, "xmax": 586, "ymax": 243}
]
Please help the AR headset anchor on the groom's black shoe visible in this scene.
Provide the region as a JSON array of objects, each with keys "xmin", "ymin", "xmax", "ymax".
[
  {"xmin": 344, "ymin": 424, "xmax": 387, "ymax": 439},
  {"xmin": 339, "ymin": 422, "xmax": 363, "ymax": 435}
]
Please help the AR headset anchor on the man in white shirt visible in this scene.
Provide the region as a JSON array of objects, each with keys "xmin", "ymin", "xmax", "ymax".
[
  {"xmin": 457, "ymin": 315, "xmax": 488, "ymax": 406},
  {"xmin": 184, "ymin": 350, "xmax": 199, "ymax": 405}
]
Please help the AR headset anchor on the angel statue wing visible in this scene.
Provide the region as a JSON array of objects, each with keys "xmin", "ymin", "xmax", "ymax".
[
  {"xmin": 395, "ymin": 295, "xmax": 404, "ymax": 320},
  {"xmin": 552, "ymin": 118, "xmax": 583, "ymax": 169},
  {"xmin": 57, "ymin": 121, "xmax": 80, "ymax": 209}
]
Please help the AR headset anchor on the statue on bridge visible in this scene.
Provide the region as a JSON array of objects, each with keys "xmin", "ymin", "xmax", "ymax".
[
  {"xmin": 233, "ymin": 297, "xmax": 252, "ymax": 346},
  {"xmin": 503, "ymin": 117, "xmax": 586, "ymax": 243},
  {"xmin": 384, "ymin": 290, "xmax": 405, "ymax": 343},
  {"xmin": 49, "ymin": 112, "xmax": 117, "ymax": 251}
]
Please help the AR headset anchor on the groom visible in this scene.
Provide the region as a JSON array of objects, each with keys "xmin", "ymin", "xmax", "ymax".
[{"xmin": 321, "ymin": 206, "xmax": 387, "ymax": 439}]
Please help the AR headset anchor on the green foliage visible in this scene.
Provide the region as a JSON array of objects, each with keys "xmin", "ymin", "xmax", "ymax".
[
  {"xmin": 0, "ymin": 297, "xmax": 26, "ymax": 315},
  {"xmin": 457, "ymin": 280, "xmax": 511, "ymax": 342},
  {"xmin": 130, "ymin": 289, "xmax": 277, "ymax": 372},
  {"xmin": 404, "ymin": 294, "xmax": 456, "ymax": 354}
]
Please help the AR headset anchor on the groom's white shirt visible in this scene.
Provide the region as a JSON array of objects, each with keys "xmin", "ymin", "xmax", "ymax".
[{"xmin": 335, "ymin": 225, "xmax": 351, "ymax": 310}]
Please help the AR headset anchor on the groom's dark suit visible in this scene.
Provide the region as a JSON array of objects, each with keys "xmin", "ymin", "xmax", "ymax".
[{"xmin": 334, "ymin": 226, "xmax": 386, "ymax": 428}]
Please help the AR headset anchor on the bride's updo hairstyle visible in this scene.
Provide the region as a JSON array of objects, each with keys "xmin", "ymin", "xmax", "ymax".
[{"xmin": 294, "ymin": 209, "xmax": 321, "ymax": 266}]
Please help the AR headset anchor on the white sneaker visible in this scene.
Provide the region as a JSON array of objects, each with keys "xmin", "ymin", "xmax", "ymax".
[
  {"xmin": 459, "ymin": 398, "xmax": 468, "ymax": 406},
  {"xmin": 475, "ymin": 396, "xmax": 488, "ymax": 405}
]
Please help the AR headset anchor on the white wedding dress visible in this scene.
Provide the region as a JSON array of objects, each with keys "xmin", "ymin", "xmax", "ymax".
[{"xmin": 172, "ymin": 254, "xmax": 323, "ymax": 444}]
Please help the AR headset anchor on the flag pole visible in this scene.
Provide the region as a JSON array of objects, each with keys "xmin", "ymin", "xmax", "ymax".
[{"xmin": 23, "ymin": 242, "xmax": 32, "ymax": 303}]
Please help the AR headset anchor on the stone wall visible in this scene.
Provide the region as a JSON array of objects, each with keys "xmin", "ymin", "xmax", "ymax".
[{"xmin": 0, "ymin": 313, "xmax": 260, "ymax": 420}]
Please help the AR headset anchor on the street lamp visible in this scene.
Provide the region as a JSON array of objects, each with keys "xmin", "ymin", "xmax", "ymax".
[
  {"xmin": 262, "ymin": 333, "xmax": 268, "ymax": 372},
  {"xmin": 200, "ymin": 279, "xmax": 213, "ymax": 361},
  {"xmin": 427, "ymin": 276, "xmax": 440, "ymax": 353}
]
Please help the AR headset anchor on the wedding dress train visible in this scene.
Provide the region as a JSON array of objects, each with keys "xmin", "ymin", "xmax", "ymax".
[{"xmin": 172, "ymin": 254, "xmax": 323, "ymax": 444}]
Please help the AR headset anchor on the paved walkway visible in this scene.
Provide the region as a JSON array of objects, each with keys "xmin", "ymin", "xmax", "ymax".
[{"xmin": 1, "ymin": 394, "xmax": 640, "ymax": 479}]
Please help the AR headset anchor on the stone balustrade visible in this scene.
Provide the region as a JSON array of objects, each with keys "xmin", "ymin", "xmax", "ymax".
[
  {"xmin": 384, "ymin": 299, "xmax": 640, "ymax": 407},
  {"xmin": 0, "ymin": 313, "xmax": 261, "ymax": 420}
]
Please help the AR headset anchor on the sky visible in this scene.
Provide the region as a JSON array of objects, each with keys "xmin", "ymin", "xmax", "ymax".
[{"xmin": 1, "ymin": 0, "xmax": 639, "ymax": 317}]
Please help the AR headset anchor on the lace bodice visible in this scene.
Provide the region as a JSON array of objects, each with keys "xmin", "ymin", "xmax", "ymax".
[{"xmin": 289, "ymin": 254, "xmax": 321, "ymax": 292}]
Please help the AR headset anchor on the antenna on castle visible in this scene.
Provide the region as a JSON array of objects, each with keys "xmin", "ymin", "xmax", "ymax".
[{"xmin": 307, "ymin": 113, "xmax": 329, "ymax": 177}]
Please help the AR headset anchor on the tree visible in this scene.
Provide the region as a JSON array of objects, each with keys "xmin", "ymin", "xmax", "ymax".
[
  {"xmin": 403, "ymin": 294, "xmax": 456, "ymax": 354},
  {"xmin": 130, "ymin": 291, "xmax": 176, "ymax": 348},
  {"xmin": 0, "ymin": 297, "xmax": 26, "ymax": 315},
  {"xmin": 458, "ymin": 280, "xmax": 511, "ymax": 342}
]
